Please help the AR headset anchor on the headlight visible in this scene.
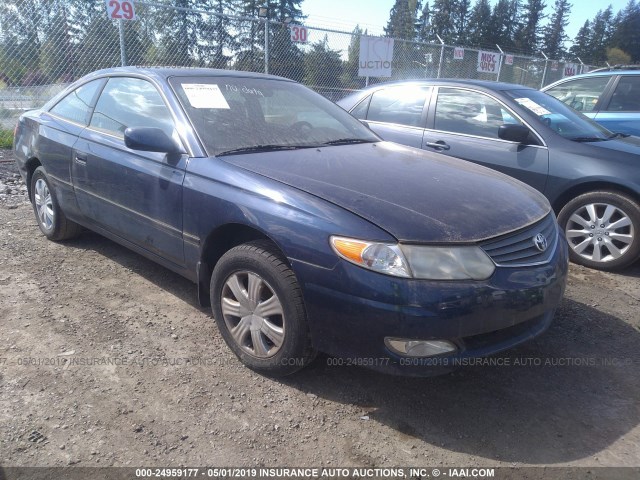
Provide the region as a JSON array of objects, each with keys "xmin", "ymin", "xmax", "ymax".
[
  {"xmin": 401, "ymin": 245, "xmax": 495, "ymax": 280},
  {"xmin": 330, "ymin": 236, "xmax": 495, "ymax": 280},
  {"xmin": 330, "ymin": 236, "xmax": 411, "ymax": 278}
]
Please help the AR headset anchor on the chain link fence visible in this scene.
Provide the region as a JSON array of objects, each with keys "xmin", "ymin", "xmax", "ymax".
[{"xmin": 0, "ymin": 0, "xmax": 599, "ymax": 130}]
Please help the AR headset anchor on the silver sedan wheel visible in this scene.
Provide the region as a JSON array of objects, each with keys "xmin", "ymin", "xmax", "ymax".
[
  {"xmin": 565, "ymin": 202, "xmax": 634, "ymax": 263},
  {"xmin": 34, "ymin": 178, "xmax": 54, "ymax": 231},
  {"xmin": 220, "ymin": 271, "xmax": 285, "ymax": 359}
]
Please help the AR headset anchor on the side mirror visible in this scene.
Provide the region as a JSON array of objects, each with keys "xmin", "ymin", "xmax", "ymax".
[
  {"xmin": 498, "ymin": 124, "xmax": 531, "ymax": 144},
  {"xmin": 124, "ymin": 127, "xmax": 185, "ymax": 154}
]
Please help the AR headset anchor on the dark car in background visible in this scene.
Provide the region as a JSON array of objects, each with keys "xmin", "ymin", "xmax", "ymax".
[
  {"xmin": 338, "ymin": 79, "xmax": 640, "ymax": 271},
  {"xmin": 542, "ymin": 69, "xmax": 640, "ymax": 136},
  {"xmin": 14, "ymin": 68, "xmax": 567, "ymax": 376}
]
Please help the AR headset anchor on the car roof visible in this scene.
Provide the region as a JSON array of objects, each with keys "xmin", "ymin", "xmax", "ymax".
[
  {"xmin": 80, "ymin": 66, "xmax": 294, "ymax": 83},
  {"xmin": 541, "ymin": 69, "xmax": 640, "ymax": 91},
  {"xmin": 336, "ymin": 79, "xmax": 533, "ymax": 106},
  {"xmin": 356, "ymin": 78, "xmax": 535, "ymax": 92},
  {"xmin": 566, "ymin": 70, "xmax": 640, "ymax": 77},
  {"xmin": 356, "ymin": 78, "xmax": 535, "ymax": 94},
  {"xmin": 588, "ymin": 65, "xmax": 640, "ymax": 73}
]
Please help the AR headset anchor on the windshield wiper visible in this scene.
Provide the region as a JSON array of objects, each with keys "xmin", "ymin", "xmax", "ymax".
[
  {"xmin": 570, "ymin": 136, "xmax": 607, "ymax": 142},
  {"xmin": 608, "ymin": 132, "xmax": 630, "ymax": 139},
  {"xmin": 217, "ymin": 144, "xmax": 316, "ymax": 156},
  {"xmin": 320, "ymin": 138, "xmax": 375, "ymax": 146}
]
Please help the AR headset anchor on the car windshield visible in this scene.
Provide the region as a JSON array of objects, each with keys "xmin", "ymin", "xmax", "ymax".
[
  {"xmin": 169, "ymin": 76, "xmax": 379, "ymax": 156},
  {"xmin": 505, "ymin": 89, "xmax": 613, "ymax": 142}
]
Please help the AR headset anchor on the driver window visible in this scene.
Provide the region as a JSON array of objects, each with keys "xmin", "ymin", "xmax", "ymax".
[
  {"xmin": 435, "ymin": 88, "xmax": 522, "ymax": 139},
  {"xmin": 90, "ymin": 77, "xmax": 175, "ymax": 138}
]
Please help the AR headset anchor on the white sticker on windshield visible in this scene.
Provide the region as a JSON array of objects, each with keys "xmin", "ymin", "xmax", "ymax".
[
  {"xmin": 514, "ymin": 97, "xmax": 551, "ymax": 116},
  {"xmin": 182, "ymin": 83, "xmax": 230, "ymax": 109}
]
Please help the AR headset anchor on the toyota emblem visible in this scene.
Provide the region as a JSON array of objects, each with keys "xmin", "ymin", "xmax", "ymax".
[{"xmin": 533, "ymin": 233, "xmax": 548, "ymax": 252}]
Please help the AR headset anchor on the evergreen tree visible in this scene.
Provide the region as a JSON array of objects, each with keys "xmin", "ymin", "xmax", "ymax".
[
  {"xmin": 41, "ymin": 2, "xmax": 75, "ymax": 81},
  {"xmin": 197, "ymin": 0, "xmax": 239, "ymax": 68},
  {"xmin": 341, "ymin": 25, "xmax": 365, "ymax": 88},
  {"xmin": 430, "ymin": 0, "xmax": 458, "ymax": 43},
  {"xmin": 266, "ymin": 0, "xmax": 305, "ymax": 79},
  {"xmin": 569, "ymin": 20, "xmax": 591, "ymax": 61},
  {"xmin": 385, "ymin": 0, "xmax": 417, "ymax": 40},
  {"xmin": 0, "ymin": 0, "xmax": 55, "ymax": 84},
  {"xmin": 236, "ymin": 0, "xmax": 263, "ymax": 71},
  {"xmin": 453, "ymin": 0, "xmax": 471, "ymax": 44},
  {"xmin": 488, "ymin": 0, "xmax": 519, "ymax": 50},
  {"xmin": 541, "ymin": 0, "xmax": 571, "ymax": 58},
  {"xmin": 589, "ymin": 6, "xmax": 614, "ymax": 64},
  {"xmin": 154, "ymin": 0, "xmax": 200, "ymax": 66},
  {"xmin": 67, "ymin": 0, "xmax": 103, "ymax": 46},
  {"xmin": 466, "ymin": 0, "xmax": 492, "ymax": 47},
  {"xmin": 513, "ymin": 0, "xmax": 546, "ymax": 54},
  {"xmin": 303, "ymin": 36, "xmax": 342, "ymax": 87},
  {"xmin": 610, "ymin": 0, "xmax": 640, "ymax": 62},
  {"xmin": 76, "ymin": 16, "xmax": 122, "ymax": 73},
  {"xmin": 416, "ymin": 1, "xmax": 432, "ymax": 42}
]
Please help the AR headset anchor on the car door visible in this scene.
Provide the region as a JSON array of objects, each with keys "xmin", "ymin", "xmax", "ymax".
[
  {"xmin": 71, "ymin": 76, "xmax": 187, "ymax": 266},
  {"xmin": 353, "ymin": 85, "xmax": 431, "ymax": 149},
  {"xmin": 594, "ymin": 75, "xmax": 640, "ymax": 136},
  {"xmin": 423, "ymin": 86, "xmax": 549, "ymax": 193},
  {"xmin": 35, "ymin": 79, "xmax": 105, "ymax": 219}
]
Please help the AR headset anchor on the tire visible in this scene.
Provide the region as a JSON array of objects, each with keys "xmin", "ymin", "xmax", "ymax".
[
  {"xmin": 557, "ymin": 190, "xmax": 640, "ymax": 270},
  {"xmin": 210, "ymin": 240, "xmax": 316, "ymax": 376},
  {"xmin": 30, "ymin": 166, "xmax": 82, "ymax": 241}
]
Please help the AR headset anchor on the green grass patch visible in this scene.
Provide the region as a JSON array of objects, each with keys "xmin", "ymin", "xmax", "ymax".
[{"xmin": 0, "ymin": 129, "xmax": 13, "ymax": 149}]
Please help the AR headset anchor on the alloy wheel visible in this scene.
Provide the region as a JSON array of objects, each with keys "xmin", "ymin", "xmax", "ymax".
[{"xmin": 565, "ymin": 202, "xmax": 634, "ymax": 263}]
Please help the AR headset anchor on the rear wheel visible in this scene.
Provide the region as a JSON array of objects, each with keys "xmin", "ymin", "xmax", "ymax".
[
  {"xmin": 210, "ymin": 240, "xmax": 315, "ymax": 376},
  {"xmin": 30, "ymin": 167, "xmax": 82, "ymax": 241},
  {"xmin": 557, "ymin": 191, "xmax": 640, "ymax": 270}
]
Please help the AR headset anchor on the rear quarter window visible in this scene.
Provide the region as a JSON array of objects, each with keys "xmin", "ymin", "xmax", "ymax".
[{"xmin": 49, "ymin": 80, "xmax": 103, "ymax": 125}]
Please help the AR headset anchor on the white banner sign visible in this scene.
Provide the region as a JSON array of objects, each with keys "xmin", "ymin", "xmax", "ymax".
[
  {"xmin": 551, "ymin": 60, "xmax": 559, "ymax": 71},
  {"xmin": 505, "ymin": 54, "xmax": 514, "ymax": 65},
  {"xmin": 477, "ymin": 50, "xmax": 500, "ymax": 73},
  {"xmin": 105, "ymin": 0, "xmax": 136, "ymax": 20},
  {"xmin": 359, "ymin": 36, "xmax": 394, "ymax": 77},
  {"xmin": 564, "ymin": 63, "xmax": 578, "ymax": 77},
  {"xmin": 453, "ymin": 47, "xmax": 464, "ymax": 60}
]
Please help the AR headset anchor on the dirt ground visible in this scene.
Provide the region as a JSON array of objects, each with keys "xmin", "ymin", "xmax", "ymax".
[{"xmin": 1, "ymin": 150, "xmax": 639, "ymax": 470}]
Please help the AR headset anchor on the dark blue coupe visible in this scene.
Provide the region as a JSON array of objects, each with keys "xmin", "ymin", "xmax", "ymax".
[{"xmin": 13, "ymin": 68, "xmax": 567, "ymax": 376}]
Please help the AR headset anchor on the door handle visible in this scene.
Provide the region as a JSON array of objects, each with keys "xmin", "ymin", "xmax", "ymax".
[
  {"xmin": 74, "ymin": 153, "xmax": 87, "ymax": 165},
  {"xmin": 424, "ymin": 141, "xmax": 450, "ymax": 151}
]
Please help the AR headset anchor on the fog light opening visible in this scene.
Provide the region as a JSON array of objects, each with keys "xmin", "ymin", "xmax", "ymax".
[{"xmin": 385, "ymin": 337, "xmax": 457, "ymax": 357}]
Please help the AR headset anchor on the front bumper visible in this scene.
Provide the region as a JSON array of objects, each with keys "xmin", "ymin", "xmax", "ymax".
[{"xmin": 292, "ymin": 237, "xmax": 568, "ymax": 376}]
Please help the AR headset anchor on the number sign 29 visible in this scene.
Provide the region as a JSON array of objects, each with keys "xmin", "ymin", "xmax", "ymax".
[{"xmin": 106, "ymin": 0, "xmax": 136, "ymax": 20}]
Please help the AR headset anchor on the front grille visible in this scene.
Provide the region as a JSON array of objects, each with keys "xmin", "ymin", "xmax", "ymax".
[{"xmin": 480, "ymin": 213, "xmax": 558, "ymax": 267}]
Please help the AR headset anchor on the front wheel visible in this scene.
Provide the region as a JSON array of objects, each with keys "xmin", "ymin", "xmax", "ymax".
[
  {"xmin": 557, "ymin": 191, "xmax": 640, "ymax": 270},
  {"xmin": 30, "ymin": 167, "xmax": 82, "ymax": 241},
  {"xmin": 210, "ymin": 240, "xmax": 316, "ymax": 376}
]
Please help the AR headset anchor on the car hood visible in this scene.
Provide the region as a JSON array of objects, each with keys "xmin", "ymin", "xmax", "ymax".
[
  {"xmin": 221, "ymin": 142, "xmax": 550, "ymax": 243},
  {"xmin": 582, "ymin": 134, "xmax": 640, "ymax": 155}
]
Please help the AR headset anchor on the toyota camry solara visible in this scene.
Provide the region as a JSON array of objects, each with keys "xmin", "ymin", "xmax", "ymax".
[{"xmin": 13, "ymin": 67, "xmax": 568, "ymax": 376}]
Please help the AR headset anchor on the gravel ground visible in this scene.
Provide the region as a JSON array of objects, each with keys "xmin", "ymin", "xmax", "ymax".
[{"xmin": 0, "ymin": 150, "xmax": 639, "ymax": 470}]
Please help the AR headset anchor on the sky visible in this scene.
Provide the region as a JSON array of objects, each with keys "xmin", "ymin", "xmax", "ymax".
[{"xmin": 301, "ymin": 0, "xmax": 631, "ymax": 44}]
